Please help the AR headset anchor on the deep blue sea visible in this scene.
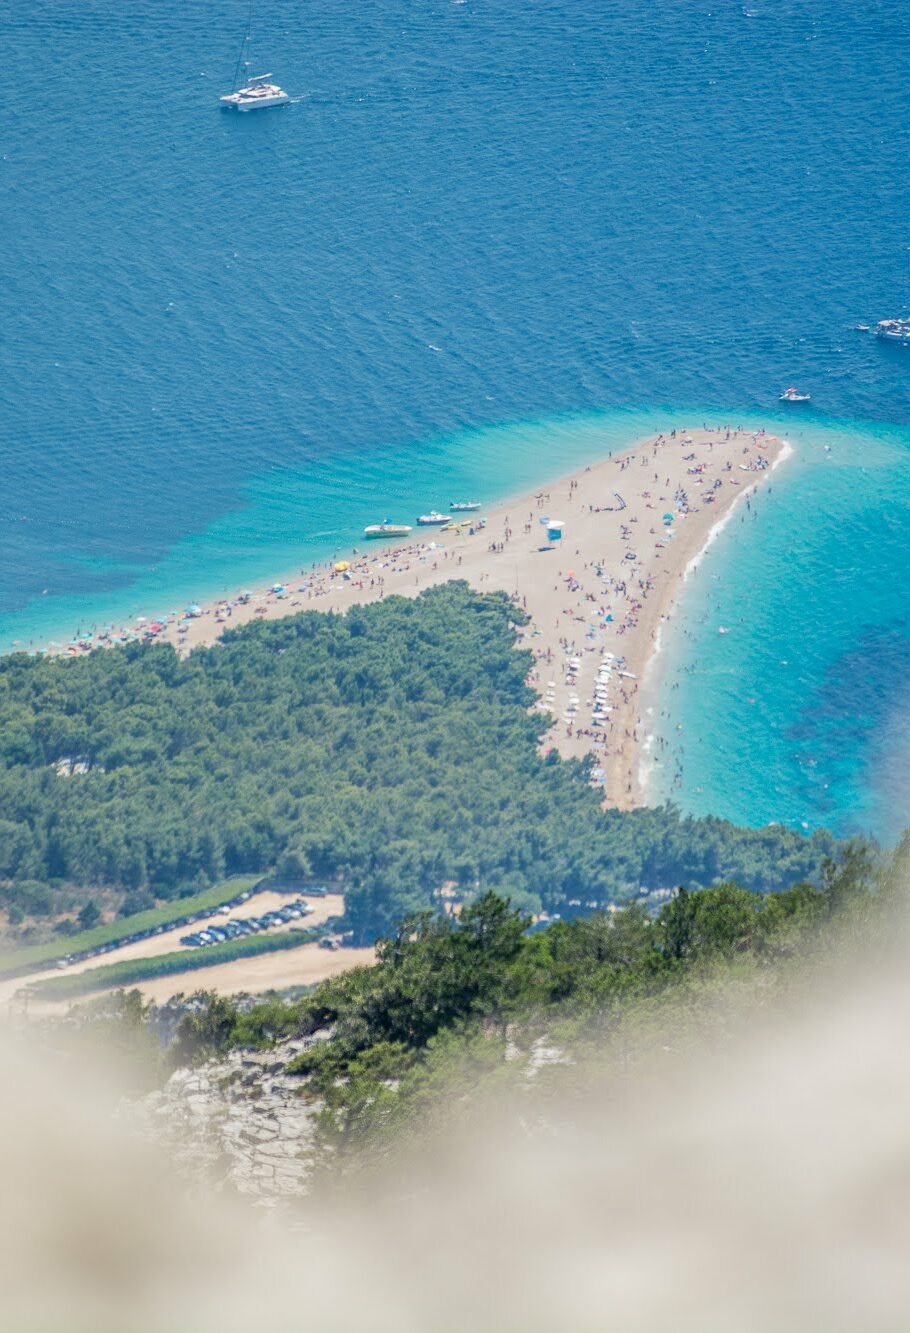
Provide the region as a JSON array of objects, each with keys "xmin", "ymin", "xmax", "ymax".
[{"xmin": 3, "ymin": 0, "xmax": 910, "ymax": 842}]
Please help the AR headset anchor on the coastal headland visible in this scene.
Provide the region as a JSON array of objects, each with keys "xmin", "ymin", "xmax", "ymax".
[{"xmin": 47, "ymin": 425, "xmax": 787, "ymax": 810}]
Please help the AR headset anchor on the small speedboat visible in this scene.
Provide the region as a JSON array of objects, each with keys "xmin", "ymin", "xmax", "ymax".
[
  {"xmin": 450, "ymin": 501, "xmax": 481, "ymax": 512},
  {"xmin": 779, "ymin": 387, "xmax": 811, "ymax": 402},
  {"xmin": 416, "ymin": 511, "xmax": 451, "ymax": 526}
]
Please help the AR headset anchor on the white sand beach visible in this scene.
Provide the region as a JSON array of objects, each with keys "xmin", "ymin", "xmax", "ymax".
[
  {"xmin": 86, "ymin": 422, "xmax": 786, "ymax": 808},
  {"xmin": 12, "ymin": 423, "xmax": 789, "ymax": 1008}
]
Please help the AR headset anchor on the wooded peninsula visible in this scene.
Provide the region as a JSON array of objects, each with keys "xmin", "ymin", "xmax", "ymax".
[{"xmin": 0, "ymin": 583, "xmax": 837, "ymax": 946}]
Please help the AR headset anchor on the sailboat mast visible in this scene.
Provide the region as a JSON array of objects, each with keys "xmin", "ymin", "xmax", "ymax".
[
  {"xmin": 219, "ymin": 0, "xmax": 288, "ymax": 109},
  {"xmin": 232, "ymin": 0, "xmax": 254, "ymax": 90}
]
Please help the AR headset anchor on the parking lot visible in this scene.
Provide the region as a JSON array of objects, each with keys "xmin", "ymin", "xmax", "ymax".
[
  {"xmin": 178, "ymin": 898, "xmax": 314, "ymax": 948},
  {"xmin": 0, "ymin": 894, "xmax": 347, "ymax": 1011}
]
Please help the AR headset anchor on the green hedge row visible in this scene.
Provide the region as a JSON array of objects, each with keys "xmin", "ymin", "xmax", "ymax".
[
  {"xmin": 25, "ymin": 922, "xmax": 323, "ymax": 1002},
  {"xmin": 0, "ymin": 876, "xmax": 263, "ymax": 981}
]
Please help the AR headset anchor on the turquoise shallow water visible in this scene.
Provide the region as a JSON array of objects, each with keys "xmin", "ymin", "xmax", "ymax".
[
  {"xmin": 646, "ymin": 414, "xmax": 910, "ymax": 846},
  {"xmin": 0, "ymin": 405, "xmax": 683, "ymax": 647},
  {"xmin": 3, "ymin": 1, "xmax": 910, "ymax": 841}
]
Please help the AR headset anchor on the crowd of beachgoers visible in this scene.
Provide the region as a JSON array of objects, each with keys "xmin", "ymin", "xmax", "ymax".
[
  {"xmin": 33, "ymin": 425, "xmax": 787, "ymax": 809},
  {"xmin": 517, "ymin": 426, "xmax": 785, "ymax": 804}
]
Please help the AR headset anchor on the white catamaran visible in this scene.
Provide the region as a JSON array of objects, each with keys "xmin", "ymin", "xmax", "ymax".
[{"xmin": 221, "ymin": 3, "xmax": 289, "ymax": 111}]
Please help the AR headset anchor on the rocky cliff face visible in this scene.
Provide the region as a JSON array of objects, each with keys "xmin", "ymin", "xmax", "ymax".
[{"xmin": 130, "ymin": 1038, "xmax": 322, "ymax": 1204}]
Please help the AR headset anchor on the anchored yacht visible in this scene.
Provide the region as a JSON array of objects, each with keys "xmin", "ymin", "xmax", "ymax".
[
  {"xmin": 221, "ymin": 73, "xmax": 289, "ymax": 111},
  {"xmin": 221, "ymin": 4, "xmax": 289, "ymax": 111},
  {"xmin": 876, "ymin": 318, "xmax": 910, "ymax": 345}
]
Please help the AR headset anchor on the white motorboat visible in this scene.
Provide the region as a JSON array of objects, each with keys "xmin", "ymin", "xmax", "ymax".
[
  {"xmin": 364, "ymin": 523, "xmax": 413, "ymax": 539},
  {"xmin": 416, "ymin": 511, "xmax": 451, "ymax": 526},
  {"xmin": 779, "ymin": 387, "xmax": 811, "ymax": 403},
  {"xmin": 876, "ymin": 318, "xmax": 910, "ymax": 345},
  {"xmin": 450, "ymin": 501, "xmax": 481, "ymax": 512},
  {"xmin": 874, "ymin": 253, "xmax": 910, "ymax": 344}
]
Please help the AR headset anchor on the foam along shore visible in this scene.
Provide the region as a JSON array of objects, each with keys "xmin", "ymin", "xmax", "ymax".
[{"xmin": 43, "ymin": 425, "xmax": 786, "ymax": 810}]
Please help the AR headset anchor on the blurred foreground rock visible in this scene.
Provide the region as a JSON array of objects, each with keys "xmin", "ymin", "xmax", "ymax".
[{"xmin": 130, "ymin": 1038, "xmax": 321, "ymax": 1205}]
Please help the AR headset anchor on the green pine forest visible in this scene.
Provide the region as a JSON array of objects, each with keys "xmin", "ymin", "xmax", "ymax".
[
  {"xmin": 163, "ymin": 840, "xmax": 902, "ymax": 1166},
  {"xmin": 0, "ymin": 583, "xmax": 838, "ymax": 944}
]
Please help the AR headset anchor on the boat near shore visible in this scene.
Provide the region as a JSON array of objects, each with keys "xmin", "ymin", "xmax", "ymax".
[
  {"xmin": 450, "ymin": 501, "xmax": 481, "ymax": 512},
  {"xmin": 417, "ymin": 511, "xmax": 451, "ymax": 526},
  {"xmin": 363, "ymin": 523, "xmax": 412, "ymax": 539},
  {"xmin": 874, "ymin": 254, "xmax": 910, "ymax": 343}
]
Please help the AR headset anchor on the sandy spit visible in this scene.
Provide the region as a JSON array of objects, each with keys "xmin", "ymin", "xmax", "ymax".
[
  {"xmin": 20, "ymin": 424, "xmax": 789, "ymax": 1006},
  {"xmin": 137, "ymin": 422, "xmax": 787, "ymax": 808}
]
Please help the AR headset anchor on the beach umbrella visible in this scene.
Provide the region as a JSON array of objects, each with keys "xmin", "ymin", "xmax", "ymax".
[
  {"xmin": 663, "ymin": 513, "xmax": 674, "ymax": 524},
  {"xmin": 186, "ymin": 604, "xmax": 202, "ymax": 616},
  {"xmin": 334, "ymin": 562, "xmax": 350, "ymax": 572}
]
